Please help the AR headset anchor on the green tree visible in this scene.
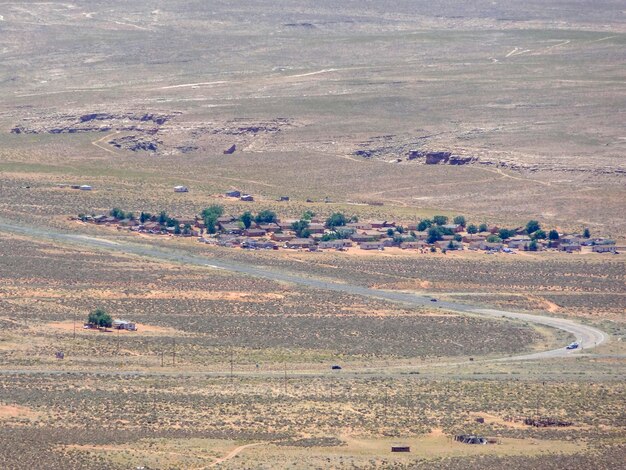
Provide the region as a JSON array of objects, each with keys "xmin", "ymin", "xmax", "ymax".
[
  {"xmin": 454, "ymin": 234, "xmax": 462, "ymax": 242},
  {"xmin": 526, "ymin": 220, "xmax": 541, "ymax": 234},
  {"xmin": 158, "ymin": 211, "xmax": 168, "ymax": 226},
  {"xmin": 548, "ymin": 229, "xmax": 560, "ymax": 241},
  {"xmin": 433, "ymin": 215, "xmax": 448, "ymax": 226},
  {"xmin": 202, "ymin": 205, "xmax": 224, "ymax": 234},
  {"xmin": 427, "ymin": 226, "xmax": 444, "ymax": 244},
  {"xmin": 487, "ymin": 235, "xmax": 502, "ymax": 243},
  {"xmin": 320, "ymin": 232, "xmax": 339, "ymax": 242},
  {"xmin": 478, "ymin": 223, "xmax": 488, "ymax": 233},
  {"xmin": 498, "ymin": 228, "xmax": 515, "ymax": 240},
  {"xmin": 87, "ymin": 308, "xmax": 113, "ymax": 329},
  {"xmin": 453, "ymin": 215, "xmax": 466, "ymax": 227},
  {"xmin": 140, "ymin": 211, "xmax": 151, "ymax": 224},
  {"xmin": 110, "ymin": 207, "xmax": 125, "ymax": 219},
  {"xmin": 255, "ymin": 209, "xmax": 277, "ymax": 224},
  {"xmin": 417, "ymin": 219, "xmax": 432, "ymax": 231},
  {"xmin": 240, "ymin": 211, "xmax": 253, "ymax": 229},
  {"xmin": 395, "ymin": 226, "xmax": 405, "ymax": 234},
  {"xmin": 467, "ymin": 224, "xmax": 478, "ymax": 234},
  {"xmin": 583, "ymin": 227, "xmax": 591, "ymax": 238},
  {"xmin": 301, "ymin": 210, "xmax": 316, "ymax": 221},
  {"xmin": 532, "ymin": 229, "xmax": 546, "ymax": 240},
  {"xmin": 326, "ymin": 212, "xmax": 348, "ymax": 229},
  {"xmin": 291, "ymin": 220, "xmax": 311, "ymax": 238},
  {"xmin": 528, "ymin": 240, "xmax": 538, "ymax": 251}
]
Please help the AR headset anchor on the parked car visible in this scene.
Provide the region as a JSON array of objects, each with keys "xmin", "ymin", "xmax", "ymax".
[
  {"xmin": 430, "ymin": 298, "xmax": 438, "ymax": 302},
  {"xmin": 331, "ymin": 365, "xmax": 342, "ymax": 370},
  {"xmin": 566, "ymin": 342, "xmax": 579, "ymax": 350}
]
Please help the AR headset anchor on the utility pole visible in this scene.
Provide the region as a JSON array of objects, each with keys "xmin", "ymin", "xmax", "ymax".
[
  {"xmin": 384, "ymin": 386, "xmax": 389, "ymax": 422},
  {"xmin": 230, "ymin": 350, "xmax": 234, "ymax": 380}
]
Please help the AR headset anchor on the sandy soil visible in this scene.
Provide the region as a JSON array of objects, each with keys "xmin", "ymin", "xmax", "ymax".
[
  {"xmin": 0, "ymin": 404, "xmax": 38, "ymax": 420},
  {"xmin": 46, "ymin": 321, "xmax": 179, "ymax": 336}
]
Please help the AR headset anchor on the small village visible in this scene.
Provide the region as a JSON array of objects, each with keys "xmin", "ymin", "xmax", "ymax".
[{"xmin": 75, "ymin": 190, "xmax": 623, "ymax": 256}]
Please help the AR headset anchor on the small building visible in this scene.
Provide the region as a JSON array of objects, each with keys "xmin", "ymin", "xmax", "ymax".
[
  {"xmin": 113, "ymin": 319, "xmax": 137, "ymax": 331},
  {"xmin": 258, "ymin": 223, "xmax": 280, "ymax": 233},
  {"xmin": 455, "ymin": 435, "xmax": 487, "ymax": 445},
  {"xmin": 225, "ymin": 190, "xmax": 241, "ymax": 198},
  {"xmin": 350, "ymin": 233, "xmax": 376, "ymax": 243},
  {"xmin": 592, "ymin": 245, "xmax": 619, "ymax": 253},
  {"xmin": 244, "ymin": 228, "xmax": 267, "ymax": 237},
  {"xmin": 118, "ymin": 218, "xmax": 139, "ymax": 227},
  {"xmin": 346, "ymin": 222, "xmax": 372, "ymax": 231},
  {"xmin": 507, "ymin": 237, "xmax": 532, "ymax": 249},
  {"xmin": 220, "ymin": 223, "xmax": 243, "ymax": 234},
  {"xmin": 174, "ymin": 185, "xmax": 189, "ymax": 193},
  {"xmin": 240, "ymin": 194, "xmax": 254, "ymax": 202},
  {"xmin": 371, "ymin": 220, "xmax": 395, "ymax": 229},
  {"xmin": 401, "ymin": 240, "xmax": 429, "ymax": 250},
  {"xmin": 271, "ymin": 232, "xmax": 295, "ymax": 242},
  {"xmin": 286, "ymin": 238, "xmax": 315, "ymax": 249},
  {"xmin": 442, "ymin": 224, "xmax": 463, "ymax": 233},
  {"xmin": 380, "ymin": 237, "xmax": 396, "ymax": 247},
  {"xmin": 412, "ymin": 231, "xmax": 429, "ymax": 240},
  {"xmin": 469, "ymin": 241, "xmax": 503, "ymax": 251},
  {"xmin": 391, "ymin": 446, "xmax": 410, "ymax": 453},
  {"xmin": 335, "ymin": 226, "xmax": 356, "ymax": 237},
  {"xmin": 79, "ymin": 185, "xmax": 92, "ymax": 191},
  {"xmin": 360, "ymin": 242, "xmax": 384, "ymax": 250},
  {"xmin": 217, "ymin": 216, "xmax": 235, "ymax": 224},
  {"xmin": 319, "ymin": 240, "xmax": 353, "ymax": 250},
  {"xmin": 463, "ymin": 234, "xmax": 486, "ymax": 243},
  {"xmin": 435, "ymin": 240, "xmax": 463, "ymax": 251},
  {"xmin": 278, "ymin": 220, "xmax": 299, "ymax": 230},
  {"xmin": 307, "ymin": 223, "xmax": 326, "ymax": 234},
  {"xmin": 559, "ymin": 243, "xmax": 581, "ymax": 253}
]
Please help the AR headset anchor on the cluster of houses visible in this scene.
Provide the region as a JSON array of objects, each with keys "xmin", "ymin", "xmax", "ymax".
[{"xmin": 75, "ymin": 211, "xmax": 623, "ymax": 255}]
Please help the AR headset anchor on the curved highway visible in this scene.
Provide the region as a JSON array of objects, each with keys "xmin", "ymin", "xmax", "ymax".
[{"xmin": 0, "ymin": 218, "xmax": 608, "ymax": 362}]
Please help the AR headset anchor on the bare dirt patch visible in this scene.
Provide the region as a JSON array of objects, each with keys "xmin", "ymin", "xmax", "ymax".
[
  {"xmin": 46, "ymin": 321, "xmax": 179, "ymax": 336},
  {"xmin": 0, "ymin": 404, "xmax": 38, "ymax": 420}
]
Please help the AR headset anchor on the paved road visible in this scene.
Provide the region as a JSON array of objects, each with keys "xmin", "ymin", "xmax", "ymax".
[{"xmin": 0, "ymin": 218, "xmax": 608, "ymax": 363}]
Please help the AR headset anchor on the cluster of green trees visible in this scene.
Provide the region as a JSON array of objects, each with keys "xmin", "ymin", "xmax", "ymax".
[
  {"xmin": 201, "ymin": 205, "xmax": 224, "ymax": 234},
  {"xmin": 87, "ymin": 308, "xmax": 112, "ymax": 328},
  {"xmin": 110, "ymin": 207, "xmax": 134, "ymax": 220}
]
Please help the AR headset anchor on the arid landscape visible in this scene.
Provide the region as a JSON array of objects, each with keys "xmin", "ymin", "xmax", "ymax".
[{"xmin": 0, "ymin": 1, "xmax": 624, "ymax": 468}]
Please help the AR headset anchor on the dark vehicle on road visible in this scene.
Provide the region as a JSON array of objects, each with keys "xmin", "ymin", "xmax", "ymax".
[
  {"xmin": 331, "ymin": 365, "xmax": 342, "ymax": 370},
  {"xmin": 566, "ymin": 342, "xmax": 579, "ymax": 350}
]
